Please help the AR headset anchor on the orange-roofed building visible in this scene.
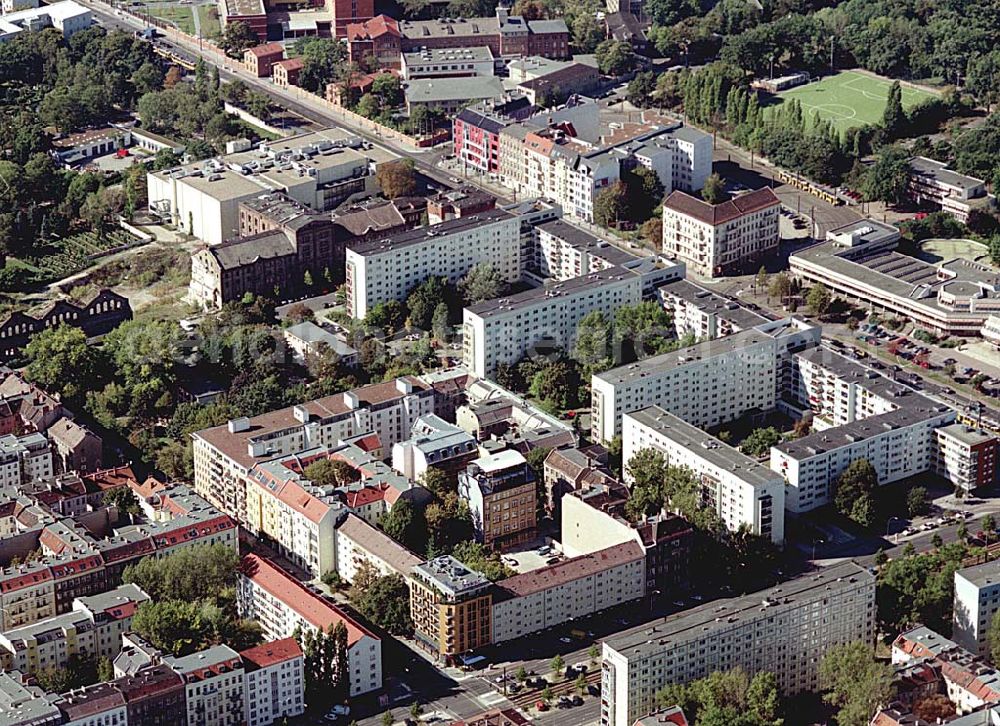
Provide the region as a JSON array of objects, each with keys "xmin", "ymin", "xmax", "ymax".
[
  {"xmin": 346, "ymin": 14, "xmax": 400, "ymax": 68},
  {"xmin": 240, "ymin": 638, "xmax": 305, "ymax": 726},
  {"xmin": 244, "ymin": 42, "xmax": 285, "ymax": 77},
  {"xmin": 237, "ymin": 554, "xmax": 382, "ymax": 696},
  {"xmin": 273, "ymin": 58, "xmax": 304, "ymax": 88}
]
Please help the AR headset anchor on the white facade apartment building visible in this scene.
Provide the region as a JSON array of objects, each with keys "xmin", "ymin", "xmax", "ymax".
[
  {"xmin": 661, "ymin": 188, "xmax": 780, "ymax": 278},
  {"xmin": 491, "ymin": 541, "xmax": 646, "ymax": 644},
  {"xmin": 239, "ymin": 638, "xmax": 305, "ymax": 726},
  {"xmin": 529, "ymin": 219, "xmax": 643, "ymax": 281},
  {"xmin": 165, "ymin": 646, "xmax": 246, "ymax": 726},
  {"xmin": 463, "ymin": 267, "xmax": 643, "ymax": 378},
  {"xmin": 0, "ymin": 433, "xmax": 53, "ymax": 489},
  {"xmin": 600, "ymin": 562, "xmax": 876, "ymax": 726},
  {"xmin": 622, "ymin": 407, "xmax": 785, "ymax": 544},
  {"xmin": 237, "ymin": 554, "xmax": 382, "ymax": 696},
  {"xmin": 345, "ymin": 209, "xmax": 520, "ymax": 319},
  {"xmin": 657, "ymin": 279, "xmax": 768, "ymax": 341},
  {"xmin": 629, "ymin": 125, "xmax": 712, "ymax": 197},
  {"xmin": 771, "ymin": 400, "xmax": 955, "ymax": 514},
  {"xmin": 191, "ymin": 376, "xmax": 435, "ymax": 521},
  {"xmin": 954, "ymin": 560, "xmax": 1000, "ymax": 657},
  {"xmin": 935, "ymin": 423, "xmax": 998, "ymax": 493},
  {"xmin": 591, "ymin": 321, "xmax": 816, "ymax": 443},
  {"xmin": 0, "ymin": 1, "xmax": 91, "ymax": 43}
]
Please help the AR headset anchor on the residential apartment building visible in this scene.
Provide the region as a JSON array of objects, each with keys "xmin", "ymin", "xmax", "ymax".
[
  {"xmin": 114, "ymin": 664, "xmax": 186, "ymax": 726},
  {"xmin": 622, "ymin": 407, "xmax": 785, "ymax": 544},
  {"xmin": 272, "ymin": 58, "xmax": 303, "ymax": 88},
  {"xmin": 954, "ymin": 560, "xmax": 1000, "ymax": 657},
  {"xmin": 52, "ymin": 682, "xmax": 127, "ymax": 726},
  {"xmin": 165, "ymin": 645, "xmax": 246, "ymax": 726},
  {"xmin": 790, "ymin": 219, "xmax": 1000, "ymax": 338},
  {"xmin": 657, "ymin": 279, "xmax": 768, "ymax": 341},
  {"xmin": 244, "ymin": 43, "xmax": 284, "ymax": 77},
  {"xmin": 191, "ymin": 376, "xmax": 435, "ymax": 521},
  {"xmin": 491, "ymin": 541, "xmax": 645, "ymax": 644},
  {"xmin": 410, "ymin": 556, "xmax": 492, "ymax": 665},
  {"xmin": 345, "ymin": 15, "xmax": 401, "ymax": 68},
  {"xmin": 462, "ymin": 267, "xmax": 643, "ymax": 378},
  {"xmin": 661, "ymin": 188, "xmax": 780, "ymax": 278},
  {"xmin": 333, "ymin": 513, "xmax": 424, "ymax": 584},
  {"xmin": 458, "ymin": 450, "xmax": 537, "ymax": 550},
  {"xmin": 0, "ymin": 584, "xmax": 148, "ymax": 675},
  {"xmin": 148, "ymin": 129, "xmax": 379, "ymax": 246},
  {"xmin": 591, "ymin": 319, "xmax": 821, "ymax": 442},
  {"xmin": 0, "ymin": 671, "xmax": 62, "ymax": 726},
  {"xmin": 0, "ymin": 433, "xmax": 52, "ymax": 488},
  {"xmin": 345, "ymin": 208, "xmax": 520, "ymax": 319},
  {"xmin": 907, "ymin": 156, "xmax": 994, "ymax": 223},
  {"xmin": 239, "ymin": 638, "xmax": 305, "ymax": 726},
  {"xmin": 601, "ymin": 562, "xmax": 876, "ymax": 726},
  {"xmin": 935, "ymin": 423, "xmax": 998, "ymax": 492},
  {"xmin": 391, "ymin": 414, "xmax": 479, "ymax": 481},
  {"xmin": 237, "ymin": 554, "xmax": 382, "ymax": 696}
]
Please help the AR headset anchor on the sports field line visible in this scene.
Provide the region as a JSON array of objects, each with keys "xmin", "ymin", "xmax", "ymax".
[
  {"xmin": 794, "ymin": 100, "xmax": 857, "ymax": 121},
  {"xmin": 840, "ymin": 73, "xmax": 937, "ymax": 103}
]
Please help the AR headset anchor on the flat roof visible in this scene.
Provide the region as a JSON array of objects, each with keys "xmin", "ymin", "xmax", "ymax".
[
  {"xmin": 403, "ymin": 46, "xmax": 494, "ymax": 64},
  {"xmin": 348, "ymin": 208, "xmax": 513, "ymax": 256},
  {"xmin": 497, "ymin": 541, "xmax": 643, "ymax": 597},
  {"xmin": 937, "ymin": 422, "xmax": 996, "ymax": 447},
  {"xmin": 536, "ymin": 219, "xmax": 639, "ymax": 266},
  {"xmin": 222, "ymin": 0, "xmax": 265, "ymax": 16},
  {"xmin": 404, "ymin": 76, "xmax": 504, "ymax": 104},
  {"xmin": 466, "ymin": 266, "xmax": 638, "ymax": 318},
  {"xmin": 625, "ymin": 406, "xmax": 781, "ymax": 489},
  {"xmin": 658, "ymin": 279, "xmax": 768, "ymax": 331},
  {"xmin": 604, "ymin": 561, "xmax": 873, "ymax": 661},
  {"xmin": 412, "ymin": 555, "xmax": 490, "ymax": 597},
  {"xmin": 910, "ymin": 156, "xmax": 985, "ymax": 192},
  {"xmin": 594, "ymin": 328, "xmax": 774, "ymax": 387}
]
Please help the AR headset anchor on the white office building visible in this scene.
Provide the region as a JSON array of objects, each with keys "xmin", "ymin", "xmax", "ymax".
[
  {"xmin": 622, "ymin": 407, "xmax": 785, "ymax": 544},
  {"xmin": 345, "ymin": 208, "xmax": 521, "ymax": 319},
  {"xmin": 600, "ymin": 562, "xmax": 876, "ymax": 726}
]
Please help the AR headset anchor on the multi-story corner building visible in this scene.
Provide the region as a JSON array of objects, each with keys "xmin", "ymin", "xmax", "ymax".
[
  {"xmin": 657, "ymin": 279, "xmax": 768, "ymax": 341},
  {"xmin": 237, "ymin": 554, "xmax": 382, "ymax": 696},
  {"xmin": 954, "ymin": 560, "xmax": 1000, "ymax": 657},
  {"xmin": 239, "ymin": 638, "xmax": 305, "ymax": 726},
  {"xmin": 51, "ymin": 681, "xmax": 128, "ymax": 726},
  {"xmin": 191, "ymin": 376, "xmax": 435, "ymax": 521},
  {"xmin": 458, "ymin": 450, "xmax": 537, "ymax": 550},
  {"xmin": 410, "ymin": 556, "xmax": 493, "ymax": 665},
  {"xmin": 462, "ymin": 267, "xmax": 643, "ymax": 378},
  {"xmin": 114, "ymin": 664, "xmax": 187, "ymax": 726},
  {"xmin": 0, "ymin": 433, "xmax": 53, "ymax": 488},
  {"xmin": 0, "ymin": 562, "xmax": 58, "ymax": 631},
  {"xmin": 601, "ymin": 561, "xmax": 876, "ymax": 726},
  {"xmin": 345, "ymin": 15, "xmax": 401, "ymax": 68},
  {"xmin": 345, "ymin": 208, "xmax": 520, "ymax": 319},
  {"xmin": 0, "ymin": 584, "xmax": 148, "ymax": 674},
  {"xmin": 165, "ymin": 645, "xmax": 246, "ymax": 726},
  {"xmin": 333, "ymin": 513, "xmax": 424, "ymax": 584},
  {"xmin": 907, "ymin": 156, "xmax": 995, "ymax": 223},
  {"xmin": 591, "ymin": 322, "xmax": 800, "ymax": 443},
  {"xmin": 935, "ymin": 424, "xmax": 998, "ymax": 492},
  {"xmin": 491, "ymin": 541, "xmax": 646, "ymax": 643},
  {"xmin": 661, "ymin": 188, "xmax": 780, "ymax": 278},
  {"xmin": 0, "ymin": 671, "xmax": 62, "ymax": 725},
  {"xmin": 391, "ymin": 414, "xmax": 479, "ymax": 481},
  {"xmin": 148, "ymin": 130, "xmax": 380, "ymax": 246},
  {"xmin": 622, "ymin": 407, "xmax": 785, "ymax": 544},
  {"xmin": 790, "ymin": 219, "xmax": 1000, "ymax": 338}
]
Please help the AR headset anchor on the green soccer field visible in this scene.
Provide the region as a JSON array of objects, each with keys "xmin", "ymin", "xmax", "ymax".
[{"xmin": 773, "ymin": 70, "xmax": 939, "ymax": 134}]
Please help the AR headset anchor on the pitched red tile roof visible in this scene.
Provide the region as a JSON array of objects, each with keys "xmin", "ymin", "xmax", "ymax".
[
  {"xmin": 663, "ymin": 187, "xmax": 779, "ymax": 226},
  {"xmin": 346, "ymin": 14, "xmax": 399, "ymax": 41},
  {"xmin": 275, "ymin": 58, "xmax": 304, "ymax": 71},
  {"xmin": 246, "ymin": 42, "xmax": 284, "ymax": 58},
  {"xmin": 240, "ymin": 554, "xmax": 376, "ymax": 647},
  {"xmin": 240, "ymin": 637, "xmax": 303, "ymax": 670},
  {"xmin": 0, "ymin": 566, "xmax": 54, "ymax": 593},
  {"xmin": 344, "ymin": 483, "xmax": 390, "ymax": 508}
]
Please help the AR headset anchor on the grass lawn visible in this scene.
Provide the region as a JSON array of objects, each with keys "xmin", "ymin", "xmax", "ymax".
[
  {"xmin": 196, "ymin": 4, "xmax": 220, "ymax": 38},
  {"xmin": 772, "ymin": 70, "xmax": 938, "ymax": 134},
  {"xmin": 147, "ymin": 4, "xmax": 195, "ymax": 34}
]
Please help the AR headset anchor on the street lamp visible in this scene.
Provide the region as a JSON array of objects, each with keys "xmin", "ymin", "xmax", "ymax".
[{"xmin": 886, "ymin": 516, "xmax": 902, "ymax": 543}]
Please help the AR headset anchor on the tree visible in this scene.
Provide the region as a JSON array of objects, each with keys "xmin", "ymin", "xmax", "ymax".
[
  {"xmin": 806, "ymin": 283, "xmax": 831, "ymax": 316},
  {"xmin": 768, "ymin": 272, "xmax": 792, "ymax": 305},
  {"xmin": 911, "ymin": 694, "xmax": 955, "ymax": 723},
  {"xmin": 862, "ymin": 145, "xmax": 911, "ymax": 205},
  {"xmin": 515, "ymin": 666, "xmax": 528, "ymax": 683},
  {"xmin": 103, "ymin": 319, "xmax": 184, "ymax": 390},
  {"xmin": 882, "ymin": 81, "xmax": 904, "ymax": 138},
  {"xmin": 104, "ymin": 486, "xmax": 141, "ymax": 515},
  {"xmin": 589, "ymin": 644, "xmax": 600, "ymax": 664},
  {"xmin": 352, "ymin": 573, "xmax": 413, "ymax": 635},
  {"xmin": 819, "ymin": 642, "xmax": 892, "ymax": 726},
  {"xmin": 571, "ymin": 13, "xmax": 604, "ymax": 53},
  {"xmin": 594, "ymin": 181, "xmax": 629, "ymax": 227},
  {"xmin": 754, "ymin": 266, "xmax": 768, "ymax": 294},
  {"xmin": 641, "ymin": 217, "xmax": 663, "ymax": 247},
  {"xmin": 298, "ymin": 621, "xmax": 350, "ymax": 709},
  {"xmin": 575, "ymin": 672, "xmax": 588, "ymax": 695},
  {"xmin": 382, "ymin": 713, "xmax": 394, "ymax": 726},
  {"xmin": 221, "ymin": 21, "xmax": 257, "ymax": 58},
  {"xmin": 409, "ymin": 703, "xmax": 423, "ymax": 720},
  {"xmin": 379, "ymin": 498, "xmax": 426, "ymax": 553},
  {"xmin": 304, "ymin": 458, "xmax": 360, "ymax": 487},
  {"xmin": 22, "ymin": 324, "xmax": 99, "ymax": 402},
  {"xmin": 595, "ymin": 39, "xmax": 634, "ymax": 76},
  {"xmin": 906, "ymin": 486, "xmax": 929, "ymax": 517},
  {"xmin": 460, "ymin": 264, "xmax": 503, "ymax": 304},
  {"xmin": 701, "ymin": 173, "xmax": 726, "ymax": 203},
  {"xmin": 541, "ymin": 685, "xmax": 554, "ymax": 703},
  {"xmin": 573, "ymin": 311, "xmax": 612, "ymax": 372},
  {"xmin": 431, "ymin": 302, "xmax": 450, "ymax": 342},
  {"xmin": 739, "ymin": 427, "xmax": 782, "ymax": 457},
  {"xmin": 123, "ymin": 543, "xmax": 238, "ymax": 604},
  {"xmin": 375, "ymin": 159, "xmax": 416, "ymax": 199},
  {"xmin": 833, "ymin": 459, "xmax": 879, "ymax": 528},
  {"xmin": 985, "ymin": 514, "xmax": 997, "ymax": 545},
  {"xmin": 551, "ymin": 654, "xmax": 565, "ymax": 676},
  {"xmin": 452, "ymin": 541, "xmax": 510, "ymax": 581},
  {"xmin": 295, "ymin": 37, "xmax": 348, "ymax": 93}
]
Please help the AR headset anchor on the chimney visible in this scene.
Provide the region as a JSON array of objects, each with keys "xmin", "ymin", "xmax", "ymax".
[{"xmin": 496, "ymin": 5, "xmax": 508, "ymax": 24}]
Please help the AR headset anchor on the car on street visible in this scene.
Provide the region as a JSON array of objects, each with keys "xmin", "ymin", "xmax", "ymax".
[
  {"xmin": 559, "ymin": 636, "xmax": 573, "ymax": 644},
  {"xmin": 572, "ymin": 695, "xmax": 585, "ymax": 706}
]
